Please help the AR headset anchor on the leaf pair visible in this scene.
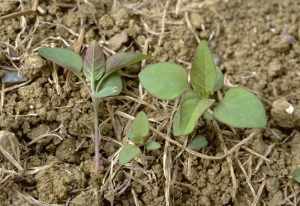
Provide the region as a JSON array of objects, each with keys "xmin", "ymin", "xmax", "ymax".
[
  {"xmin": 119, "ymin": 112, "xmax": 161, "ymax": 165},
  {"xmin": 139, "ymin": 41, "xmax": 267, "ymax": 135},
  {"xmin": 173, "ymin": 91, "xmax": 215, "ymax": 136},
  {"xmin": 39, "ymin": 40, "xmax": 150, "ymax": 98}
]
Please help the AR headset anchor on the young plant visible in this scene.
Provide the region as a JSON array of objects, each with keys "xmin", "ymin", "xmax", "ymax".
[
  {"xmin": 188, "ymin": 135, "xmax": 208, "ymax": 151},
  {"xmin": 39, "ymin": 41, "xmax": 150, "ymax": 171},
  {"xmin": 119, "ymin": 111, "xmax": 161, "ymax": 165},
  {"xmin": 293, "ymin": 168, "xmax": 300, "ymax": 183},
  {"xmin": 139, "ymin": 41, "xmax": 267, "ymax": 136}
]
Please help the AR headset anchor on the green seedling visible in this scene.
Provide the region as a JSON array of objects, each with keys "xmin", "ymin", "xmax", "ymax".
[
  {"xmin": 119, "ymin": 111, "xmax": 161, "ymax": 165},
  {"xmin": 188, "ymin": 135, "xmax": 208, "ymax": 151},
  {"xmin": 39, "ymin": 41, "xmax": 150, "ymax": 171},
  {"xmin": 293, "ymin": 168, "xmax": 300, "ymax": 183},
  {"xmin": 139, "ymin": 41, "xmax": 267, "ymax": 136}
]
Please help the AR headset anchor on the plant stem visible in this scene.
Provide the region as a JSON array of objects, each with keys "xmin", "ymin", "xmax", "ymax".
[
  {"xmin": 93, "ymin": 97, "xmax": 100, "ymax": 172},
  {"xmin": 91, "ymin": 79, "xmax": 101, "ymax": 172}
]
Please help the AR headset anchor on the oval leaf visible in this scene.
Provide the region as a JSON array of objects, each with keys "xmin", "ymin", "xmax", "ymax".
[
  {"xmin": 213, "ymin": 87, "xmax": 267, "ymax": 128},
  {"xmin": 39, "ymin": 47, "xmax": 83, "ymax": 75},
  {"xmin": 145, "ymin": 141, "xmax": 161, "ymax": 151},
  {"xmin": 96, "ymin": 72, "xmax": 122, "ymax": 98},
  {"xmin": 293, "ymin": 168, "xmax": 300, "ymax": 183},
  {"xmin": 203, "ymin": 111, "xmax": 215, "ymax": 121},
  {"xmin": 83, "ymin": 40, "xmax": 105, "ymax": 81},
  {"xmin": 173, "ymin": 109, "xmax": 183, "ymax": 136},
  {"xmin": 126, "ymin": 131, "xmax": 142, "ymax": 144},
  {"xmin": 188, "ymin": 135, "xmax": 208, "ymax": 151},
  {"xmin": 94, "ymin": 86, "xmax": 119, "ymax": 98},
  {"xmin": 131, "ymin": 111, "xmax": 149, "ymax": 137},
  {"xmin": 191, "ymin": 41, "xmax": 217, "ymax": 97},
  {"xmin": 106, "ymin": 53, "xmax": 150, "ymax": 72},
  {"xmin": 139, "ymin": 62, "xmax": 190, "ymax": 100},
  {"xmin": 180, "ymin": 92, "xmax": 215, "ymax": 135},
  {"xmin": 119, "ymin": 144, "xmax": 141, "ymax": 165},
  {"xmin": 213, "ymin": 66, "xmax": 224, "ymax": 92}
]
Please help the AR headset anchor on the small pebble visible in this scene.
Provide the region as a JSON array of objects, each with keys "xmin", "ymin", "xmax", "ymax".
[
  {"xmin": 1, "ymin": 70, "xmax": 28, "ymax": 84},
  {"xmin": 281, "ymin": 31, "xmax": 296, "ymax": 44},
  {"xmin": 265, "ymin": 14, "xmax": 276, "ymax": 21},
  {"xmin": 266, "ymin": 177, "xmax": 280, "ymax": 194},
  {"xmin": 212, "ymin": 53, "xmax": 222, "ymax": 66},
  {"xmin": 107, "ymin": 30, "xmax": 128, "ymax": 51},
  {"xmin": 0, "ymin": 130, "xmax": 20, "ymax": 160}
]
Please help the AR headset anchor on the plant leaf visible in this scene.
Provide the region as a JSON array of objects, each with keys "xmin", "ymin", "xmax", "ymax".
[
  {"xmin": 83, "ymin": 40, "xmax": 105, "ymax": 81},
  {"xmin": 94, "ymin": 72, "xmax": 122, "ymax": 98},
  {"xmin": 213, "ymin": 66, "xmax": 224, "ymax": 92},
  {"xmin": 293, "ymin": 168, "xmax": 300, "ymax": 183},
  {"xmin": 180, "ymin": 92, "xmax": 215, "ymax": 135},
  {"xmin": 119, "ymin": 144, "xmax": 141, "ymax": 165},
  {"xmin": 139, "ymin": 62, "xmax": 190, "ymax": 100},
  {"xmin": 191, "ymin": 41, "xmax": 217, "ymax": 97},
  {"xmin": 93, "ymin": 86, "xmax": 119, "ymax": 98},
  {"xmin": 145, "ymin": 141, "xmax": 161, "ymax": 151},
  {"xmin": 126, "ymin": 131, "xmax": 142, "ymax": 144},
  {"xmin": 106, "ymin": 53, "xmax": 150, "ymax": 72},
  {"xmin": 213, "ymin": 87, "xmax": 267, "ymax": 128},
  {"xmin": 203, "ymin": 111, "xmax": 215, "ymax": 120},
  {"xmin": 131, "ymin": 111, "xmax": 149, "ymax": 137},
  {"xmin": 173, "ymin": 109, "xmax": 183, "ymax": 136},
  {"xmin": 39, "ymin": 47, "xmax": 83, "ymax": 75},
  {"xmin": 188, "ymin": 135, "xmax": 208, "ymax": 151}
]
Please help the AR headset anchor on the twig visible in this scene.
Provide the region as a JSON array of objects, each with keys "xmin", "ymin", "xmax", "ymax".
[
  {"xmin": 158, "ymin": 0, "xmax": 170, "ymax": 46},
  {"xmin": 65, "ymin": 28, "xmax": 85, "ymax": 91},
  {"xmin": 214, "ymin": 121, "xmax": 237, "ymax": 199},
  {"xmin": 0, "ymin": 0, "xmax": 39, "ymax": 22}
]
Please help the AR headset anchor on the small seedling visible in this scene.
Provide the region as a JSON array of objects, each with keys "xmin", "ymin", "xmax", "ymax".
[
  {"xmin": 139, "ymin": 41, "xmax": 267, "ymax": 136},
  {"xmin": 39, "ymin": 41, "xmax": 150, "ymax": 171},
  {"xmin": 293, "ymin": 168, "xmax": 300, "ymax": 183},
  {"xmin": 188, "ymin": 135, "xmax": 208, "ymax": 151},
  {"xmin": 119, "ymin": 111, "xmax": 161, "ymax": 165}
]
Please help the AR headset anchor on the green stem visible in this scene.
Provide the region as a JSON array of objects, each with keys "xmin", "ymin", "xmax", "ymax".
[
  {"xmin": 91, "ymin": 80, "xmax": 101, "ymax": 172},
  {"xmin": 93, "ymin": 97, "xmax": 100, "ymax": 172}
]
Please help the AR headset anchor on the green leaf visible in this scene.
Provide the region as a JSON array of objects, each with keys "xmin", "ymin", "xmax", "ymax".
[
  {"xmin": 188, "ymin": 135, "xmax": 208, "ymax": 151},
  {"xmin": 119, "ymin": 144, "xmax": 141, "ymax": 165},
  {"xmin": 203, "ymin": 111, "xmax": 215, "ymax": 120},
  {"xmin": 95, "ymin": 72, "xmax": 122, "ymax": 98},
  {"xmin": 293, "ymin": 168, "xmax": 300, "ymax": 183},
  {"xmin": 106, "ymin": 53, "xmax": 150, "ymax": 72},
  {"xmin": 83, "ymin": 40, "xmax": 105, "ymax": 81},
  {"xmin": 126, "ymin": 131, "xmax": 142, "ymax": 144},
  {"xmin": 191, "ymin": 41, "xmax": 217, "ymax": 96},
  {"xmin": 180, "ymin": 91, "xmax": 215, "ymax": 135},
  {"xmin": 213, "ymin": 66, "xmax": 224, "ymax": 92},
  {"xmin": 131, "ymin": 111, "xmax": 149, "ymax": 137},
  {"xmin": 39, "ymin": 47, "xmax": 83, "ymax": 76},
  {"xmin": 139, "ymin": 62, "xmax": 190, "ymax": 100},
  {"xmin": 213, "ymin": 87, "xmax": 267, "ymax": 128},
  {"xmin": 145, "ymin": 141, "xmax": 161, "ymax": 151},
  {"xmin": 173, "ymin": 109, "xmax": 183, "ymax": 136}
]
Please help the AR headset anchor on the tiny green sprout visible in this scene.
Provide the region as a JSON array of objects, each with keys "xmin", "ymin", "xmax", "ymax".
[
  {"xmin": 293, "ymin": 168, "xmax": 300, "ymax": 183},
  {"xmin": 139, "ymin": 41, "xmax": 267, "ymax": 136},
  {"xmin": 39, "ymin": 41, "xmax": 150, "ymax": 171},
  {"xmin": 119, "ymin": 111, "xmax": 161, "ymax": 165},
  {"xmin": 188, "ymin": 135, "xmax": 208, "ymax": 151}
]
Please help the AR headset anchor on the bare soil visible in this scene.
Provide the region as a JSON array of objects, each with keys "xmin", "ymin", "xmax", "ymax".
[{"xmin": 1, "ymin": 0, "xmax": 300, "ymax": 205}]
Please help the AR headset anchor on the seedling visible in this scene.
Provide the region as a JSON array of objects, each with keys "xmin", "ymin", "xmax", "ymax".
[
  {"xmin": 188, "ymin": 135, "xmax": 208, "ymax": 151},
  {"xmin": 119, "ymin": 111, "xmax": 161, "ymax": 165},
  {"xmin": 39, "ymin": 41, "xmax": 150, "ymax": 171},
  {"xmin": 293, "ymin": 168, "xmax": 300, "ymax": 183},
  {"xmin": 139, "ymin": 41, "xmax": 267, "ymax": 138}
]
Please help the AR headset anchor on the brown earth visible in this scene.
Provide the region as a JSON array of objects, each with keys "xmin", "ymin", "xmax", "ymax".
[{"xmin": 0, "ymin": 0, "xmax": 300, "ymax": 205}]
